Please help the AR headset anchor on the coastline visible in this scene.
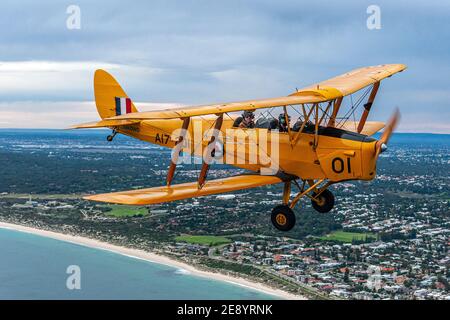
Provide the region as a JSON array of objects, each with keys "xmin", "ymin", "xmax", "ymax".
[{"xmin": 0, "ymin": 221, "xmax": 306, "ymax": 300}]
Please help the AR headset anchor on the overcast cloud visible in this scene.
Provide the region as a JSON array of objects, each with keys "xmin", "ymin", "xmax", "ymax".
[{"xmin": 0, "ymin": 0, "xmax": 449, "ymax": 132}]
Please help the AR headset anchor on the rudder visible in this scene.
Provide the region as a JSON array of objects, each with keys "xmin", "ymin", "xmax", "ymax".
[{"xmin": 94, "ymin": 70, "xmax": 139, "ymax": 119}]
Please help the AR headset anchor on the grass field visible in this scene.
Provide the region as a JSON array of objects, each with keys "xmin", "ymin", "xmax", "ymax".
[
  {"xmin": 319, "ymin": 230, "xmax": 376, "ymax": 243},
  {"xmin": 104, "ymin": 205, "xmax": 149, "ymax": 217},
  {"xmin": 175, "ymin": 235, "xmax": 232, "ymax": 246}
]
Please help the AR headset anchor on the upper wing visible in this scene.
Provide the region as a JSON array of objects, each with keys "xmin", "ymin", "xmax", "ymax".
[
  {"xmin": 84, "ymin": 174, "xmax": 282, "ymax": 205},
  {"xmin": 105, "ymin": 89, "xmax": 340, "ymax": 120},
  {"xmin": 299, "ymin": 64, "xmax": 406, "ymax": 96},
  {"xmin": 104, "ymin": 64, "xmax": 406, "ymax": 121}
]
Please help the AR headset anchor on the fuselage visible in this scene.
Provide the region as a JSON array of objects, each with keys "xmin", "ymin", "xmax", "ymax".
[{"xmin": 115, "ymin": 116, "xmax": 378, "ymax": 182}]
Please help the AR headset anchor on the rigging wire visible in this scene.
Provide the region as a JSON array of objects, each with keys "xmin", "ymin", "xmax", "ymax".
[{"xmin": 336, "ymin": 87, "xmax": 371, "ymax": 128}]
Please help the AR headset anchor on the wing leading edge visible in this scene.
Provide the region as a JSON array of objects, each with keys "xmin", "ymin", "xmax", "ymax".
[{"xmin": 84, "ymin": 174, "xmax": 283, "ymax": 205}]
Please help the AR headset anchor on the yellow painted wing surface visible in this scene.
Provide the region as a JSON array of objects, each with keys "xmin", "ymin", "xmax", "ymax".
[
  {"xmin": 68, "ymin": 119, "xmax": 141, "ymax": 129},
  {"xmin": 300, "ymin": 64, "xmax": 406, "ymax": 96},
  {"xmin": 104, "ymin": 64, "xmax": 406, "ymax": 121},
  {"xmin": 106, "ymin": 91, "xmax": 339, "ymax": 120},
  {"xmin": 84, "ymin": 175, "xmax": 282, "ymax": 205}
]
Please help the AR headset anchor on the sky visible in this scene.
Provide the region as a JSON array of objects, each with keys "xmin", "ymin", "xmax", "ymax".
[{"xmin": 0, "ymin": 0, "xmax": 449, "ymax": 133}]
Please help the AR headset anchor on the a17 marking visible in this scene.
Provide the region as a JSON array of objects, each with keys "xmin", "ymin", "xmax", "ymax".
[{"xmin": 155, "ymin": 133, "xmax": 170, "ymax": 144}]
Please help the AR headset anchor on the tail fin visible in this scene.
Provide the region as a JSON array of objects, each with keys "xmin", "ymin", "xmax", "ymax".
[{"xmin": 94, "ymin": 70, "xmax": 139, "ymax": 119}]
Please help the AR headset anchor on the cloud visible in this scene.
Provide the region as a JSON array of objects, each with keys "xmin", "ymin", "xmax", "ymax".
[
  {"xmin": 0, "ymin": 61, "xmax": 164, "ymax": 101},
  {"xmin": 0, "ymin": 101, "xmax": 184, "ymax": 129},
  {"xmin": 0, "ymin": 61, "xmax": 120, "ymax": 72},
  {"xmin": 0, "ymin": 1, "xmax": 448, "ymax": 132}
]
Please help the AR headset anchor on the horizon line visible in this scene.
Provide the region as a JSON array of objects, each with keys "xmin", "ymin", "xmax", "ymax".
[{"xmin": 0, "ymin": 128, "xmax": 449, "ymax": 135}]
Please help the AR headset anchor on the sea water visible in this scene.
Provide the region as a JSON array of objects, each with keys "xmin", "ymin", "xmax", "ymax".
[{"xmin": 0, "ymin": 227, "xmax": 277, "ymax": 300}]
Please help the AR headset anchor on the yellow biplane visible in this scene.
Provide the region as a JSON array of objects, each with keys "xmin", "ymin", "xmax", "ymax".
[{"xmin": 72, "ymin": 64, "xmax": 406, "ymax": 231}]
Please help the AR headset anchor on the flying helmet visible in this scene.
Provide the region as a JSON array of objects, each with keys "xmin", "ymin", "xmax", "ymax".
[{"xmin": 242, "ymin": 110, "xmax": 255, "ymax": 119}]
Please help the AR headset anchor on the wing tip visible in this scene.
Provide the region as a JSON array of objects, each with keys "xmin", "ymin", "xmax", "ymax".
[
  {"xmin": 83, "ymin": 194, "xmax": 103, "ymax": 202},
  {"xmin": 395, "ymin": 63, "xmax": 408, "ymax": 72}
]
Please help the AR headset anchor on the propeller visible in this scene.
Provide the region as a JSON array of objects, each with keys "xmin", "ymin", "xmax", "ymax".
[{"xmin": 375, "ymin": 109, "xmax": 400, "ymax": 158}]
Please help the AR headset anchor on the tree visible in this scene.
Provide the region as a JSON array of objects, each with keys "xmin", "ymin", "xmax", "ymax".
[{"xmin": 344, "ymin": 268, "xmax": 350, "ymax": 283}]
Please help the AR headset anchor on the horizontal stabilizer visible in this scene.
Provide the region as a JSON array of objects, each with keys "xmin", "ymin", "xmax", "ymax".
[
  {"xmin": 339, "ymin": 121, "xmax": 385, "ymax": 136},
  {"xmin": 69, "ymin": 119, "xmax": 141, "ymax": 129},
  {"xmin": 84, "ymin": 174, "xmax": 282, "ymax": 205}
]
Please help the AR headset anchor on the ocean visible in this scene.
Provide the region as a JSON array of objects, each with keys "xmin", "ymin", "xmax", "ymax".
[{"xmin": 0, "ymin": 227, "xmax": 276, "ymax": 300}]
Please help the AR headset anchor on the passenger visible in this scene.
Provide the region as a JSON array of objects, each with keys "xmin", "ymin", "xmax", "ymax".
[
  {"xmin": 277, "ymin": 113, "xmax": 291, "ymax": 132},
  {"xmin": 233, "ymin": 110, "xmax": 255, "ymax": 129}
]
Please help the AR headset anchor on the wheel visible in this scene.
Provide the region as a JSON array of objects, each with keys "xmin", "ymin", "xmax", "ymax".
[
  {"xmin": 311, "ymin": 189, "xmax": 335, "ymax": 213},
  {"xmin": 271, "ymin": 205, "xmax": 296, "ymax": 231},
  {"xmin": 106, "ymin": 135, "xmax": 114, "ymax": 142}
]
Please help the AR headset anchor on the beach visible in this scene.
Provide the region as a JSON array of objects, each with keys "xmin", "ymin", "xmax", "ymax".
[{"xmin": 0, "ymin": 221, "xmax": 306, "ymax": 300}]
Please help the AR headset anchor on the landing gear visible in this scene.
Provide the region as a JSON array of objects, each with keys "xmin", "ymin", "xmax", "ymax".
[
  {"xmin": 271, "ymin": 205, "xmax": 296, "ymax": 232},
  {"xmin": 107, "ymin": 130, "xmax": 117, "ymax": 142},
  {"xmin": 270, "ymin": 179, "xmax": 335, "ymax": 232},
  {"xmin": 311, "ymin": 189, "xmax": 335, "ymax": 213}
]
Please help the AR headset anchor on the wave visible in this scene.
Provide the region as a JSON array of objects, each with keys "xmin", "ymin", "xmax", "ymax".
[{"xmin": 174, "ymin": 268, "xmax": 191, "ymax": 275}]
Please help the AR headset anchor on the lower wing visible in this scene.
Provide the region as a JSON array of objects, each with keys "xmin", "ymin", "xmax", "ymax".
[{"xmin": 84, "ymin": 174, "xmax": 282, "ymax": 205}]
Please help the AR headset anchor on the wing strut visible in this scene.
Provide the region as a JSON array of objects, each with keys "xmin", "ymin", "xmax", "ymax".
[
  {"xmin": 327, "ymin": 97, "xmax": 343, "ymax": 127},
  {"xmin": 167, "ymin": 117, "xmax": 191, "ymax": 186},
  {"xmin": 291, "ymin": 104, "xmax": 315, "ymax": 148},
  {"xmin": 283, "ymin": 106, "xmax": 294, "ymax": 148},
  {"xmin": 198, "ymin": 114, "xmax": 224, "ymax": 189},
  {"xmin": 357, "ymin": 82, "xmax": 380, "ymax": 133}
]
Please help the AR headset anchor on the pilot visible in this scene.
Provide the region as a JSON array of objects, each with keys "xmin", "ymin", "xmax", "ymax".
[
  {"xmin": 233, "ymin": 110, "xmax": 255, "ymax": 129},
  {"xmin": 278, "ymin": 113, "xmax": 291, "ymax": 132}
]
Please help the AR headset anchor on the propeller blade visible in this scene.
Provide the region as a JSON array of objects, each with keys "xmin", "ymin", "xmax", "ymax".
[{"xmin": 375, "ymin": 109, "xmax": 400, "ymax": 156}]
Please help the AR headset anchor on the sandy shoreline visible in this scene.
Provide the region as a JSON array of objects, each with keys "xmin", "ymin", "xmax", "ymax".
[{"xmin": 0, "ymin": 221, "xmax": 306, "ymax": 300}]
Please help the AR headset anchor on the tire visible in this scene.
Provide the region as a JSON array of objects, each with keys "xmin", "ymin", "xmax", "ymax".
[
  {"xmin": 271, "ymin": 205, "xmax": 296, "ymax": 231},
  {"xmin": 311, "ymin": 189, "xmax": 335, "ymax": 213}
]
